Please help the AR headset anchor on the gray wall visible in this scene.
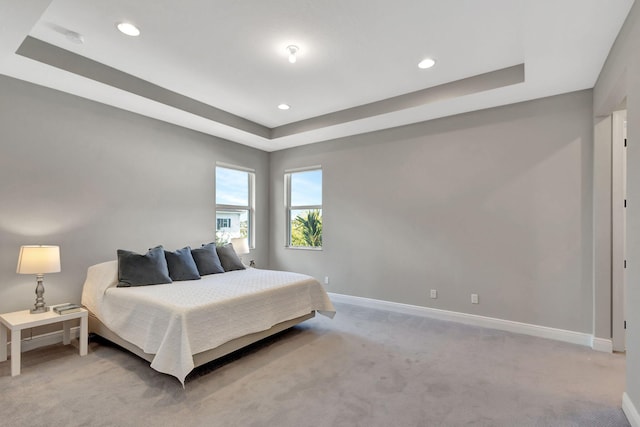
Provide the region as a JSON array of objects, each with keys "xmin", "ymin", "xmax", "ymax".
[
  {"xmin": 0, "ymin": 75, "xmax": 269, "ymax": 314},
  {"xmin": 594, "ymin": 0, "xmax": 640, "ymax": 416},
  {"xmin": 592, "ymin": 115, "xmax": 612, "ymax": 340},
  {"xmin": 270, "ymin": 90, "xmax": 594, "ymax": 334}
]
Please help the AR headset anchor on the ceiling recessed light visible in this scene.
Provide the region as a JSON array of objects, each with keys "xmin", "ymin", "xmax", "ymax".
[
  {"xmin": 418, "ymin": 58, "xmax": 436, "ymax": 69},
  {"xmin": 117, "ymin": 22, "xmax": 140, "ymax": 37},
  {"xmin": 278, "ymin": 104, "xmax": 291, "ymax": 110}
]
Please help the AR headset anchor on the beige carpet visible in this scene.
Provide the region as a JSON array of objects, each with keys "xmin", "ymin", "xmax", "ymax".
[{"xmin": 0, "ymin": 302, "xmax": 629, "ymax": 427}]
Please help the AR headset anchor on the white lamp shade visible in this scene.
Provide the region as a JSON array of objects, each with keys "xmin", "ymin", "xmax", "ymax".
[
  {"xmin": 230, "ymin": 238, "xmax": 250, "ymax": 255},
  {"xmin": 17, "ymin": 245, "xmax": 61, "ymax": 274}
]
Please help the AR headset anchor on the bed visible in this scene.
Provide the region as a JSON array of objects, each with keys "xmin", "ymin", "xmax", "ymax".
[{"xmin": 81, "ymin": 260, "xmax": 335, "ymax": 385}]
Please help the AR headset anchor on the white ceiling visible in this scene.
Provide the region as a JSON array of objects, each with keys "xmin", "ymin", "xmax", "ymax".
[{"xmin": 0, "ymin": 0, "xmax": 634, "ymax": 151}]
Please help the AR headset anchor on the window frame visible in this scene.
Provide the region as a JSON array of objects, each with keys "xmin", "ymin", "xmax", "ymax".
[
  {"xmin": 285, "ymin": 166, "xmax": 323, "ymax": 250},
  {"xmin": 215, "ymin": 163, "xmax": 255, "ymax": 248}
]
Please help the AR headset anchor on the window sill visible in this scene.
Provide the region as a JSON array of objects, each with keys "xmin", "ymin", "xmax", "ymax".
[{"xmin": 285, "ymin": 246, "xmax": 323, "ymax": 251}]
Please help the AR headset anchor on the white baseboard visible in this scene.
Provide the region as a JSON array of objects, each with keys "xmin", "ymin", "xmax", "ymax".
[
  {"xmin": 4, "ymin": 295, "xmax": 612, "ymax": 356},
  {"xmin": 4, "ymin": 327, "xmax": 81, "ymax": 354},
  {"xmin": 623, "ymin": 392, "xmax": 640, "ymax": 427},
  {"xmin": 591, "ymin": 337, "xmax": 613, "ymax": 353},
  {"xmin": 328, "ymin": 292, "xmax": 596, "ymax": 348}
]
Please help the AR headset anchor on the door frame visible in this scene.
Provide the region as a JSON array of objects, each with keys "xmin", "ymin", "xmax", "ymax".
[{"xmin": 612, "ymin": 108, "xmax": 627, "ymax": 352}]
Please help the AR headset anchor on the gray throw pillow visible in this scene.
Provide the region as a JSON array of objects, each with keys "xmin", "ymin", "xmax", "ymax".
[
  {"xmin": 191, "ymin": 243, "xmax": 225, "ymax": 275},
  {"xmin": 216, "ymin": 243, "xmax": 246, "ymax": 272},
  {"xmin": 117, "ymin": 246, "xmax": 172, "ymax": 287},
  {"xmin": 164, "ymin": 246, "xmax": 201, "ymax": 281}
]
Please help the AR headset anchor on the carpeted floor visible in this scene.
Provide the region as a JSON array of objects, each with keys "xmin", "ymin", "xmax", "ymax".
[{"xmin": 0, "ymin": 302, "xmax": 629, "ymax": 427}]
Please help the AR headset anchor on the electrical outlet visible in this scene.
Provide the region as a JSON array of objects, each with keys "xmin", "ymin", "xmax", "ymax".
[
  {"xmin": 471, "ymin": 293, "xmax": 479, "ymax": 304},
  {"xmin": 324, "ymin": 276, "xmax": 330, "ymax": 285},
  {"xmin": 430, "ymin": 289, "xmax": 437, "ymax": 299}
]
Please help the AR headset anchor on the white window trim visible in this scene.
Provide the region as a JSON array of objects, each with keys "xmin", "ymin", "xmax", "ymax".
[
  {"xmin": 215, "ymin": 164, "xmax": 256, "ymax": 248},
  {"xmin": 285, "ymin": 167, "xmax": 322, "ymax": 249}
]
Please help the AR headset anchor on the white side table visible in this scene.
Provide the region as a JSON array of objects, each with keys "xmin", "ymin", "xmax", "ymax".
[{"xmin": 0, "ymin": 307, "xmax": 88, "ymax": 376}]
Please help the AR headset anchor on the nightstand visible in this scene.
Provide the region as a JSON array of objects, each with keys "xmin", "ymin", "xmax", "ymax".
[{"xmin": 0, "ymin": 307, "xmax": 88, "ymax": 376}]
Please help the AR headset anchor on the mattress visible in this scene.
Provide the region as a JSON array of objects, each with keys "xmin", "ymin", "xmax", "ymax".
[{"xmin": 81, "ymin": 260, "xmax": 335, "ymax": 384}]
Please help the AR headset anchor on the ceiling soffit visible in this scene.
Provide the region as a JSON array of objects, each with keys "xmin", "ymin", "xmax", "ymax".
[{"xmin": 17, "ymin": 36, "xmax": 524, "ymax": 141}]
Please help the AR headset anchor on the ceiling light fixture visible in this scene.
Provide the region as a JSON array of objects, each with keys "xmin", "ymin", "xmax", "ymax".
[
  {"xmin": 418, "ymin": 58, "xmax": 436, "ymax": 69},
  {"xmin": 278, "ymin": 104, "xmax": 291, "ymax": 110},
  {"xmin": 286, "ymin": 45, "xmax": 299, "ymax": 64},
  {"xmin": 117, "ymin": 22, "xmax": 140, "ymax": 37}
]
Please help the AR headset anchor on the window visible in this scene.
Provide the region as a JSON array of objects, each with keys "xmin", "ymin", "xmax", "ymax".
[
  {"xmin": 216, "ymin": 165, "xmax": 254, "ymax": 246},
  {"xmin": 216, "ymin": 218, "xmax": 231, "ymax": 229},
  {"xmin": 285, "ymin": 167, "xmax": 322, "ymax": 248}
]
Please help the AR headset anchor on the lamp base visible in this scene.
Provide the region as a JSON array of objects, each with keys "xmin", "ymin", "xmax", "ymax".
[{"xmin": 30, "ymin": 274, "xmax": 48, "ymax": 314}]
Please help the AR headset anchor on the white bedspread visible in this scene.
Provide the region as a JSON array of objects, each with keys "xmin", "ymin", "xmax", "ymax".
[{"xmin": 81, "ymin": 261, "xmax": 335, "ymax": 384}]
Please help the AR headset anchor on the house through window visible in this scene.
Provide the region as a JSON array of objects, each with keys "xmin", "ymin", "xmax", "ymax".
[{"xmin": 215, "ymin": 165, "xmax": 254, "ymax": 246}]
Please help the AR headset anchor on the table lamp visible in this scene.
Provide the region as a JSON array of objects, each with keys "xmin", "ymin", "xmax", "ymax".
[{"xmin": 17, "ymin": 245, "xmax": 61, "ymax": 314}]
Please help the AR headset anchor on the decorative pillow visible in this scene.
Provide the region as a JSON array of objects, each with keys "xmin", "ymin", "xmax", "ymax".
[
  {"xmin": 116, "ymin": 246, "xmax": 172, "ymax": 287},
  {"xmin": 216, "ymin": 243, "xmax": 246, "ymax": 272},
  {"xmin": 191, "ymin": 243, "xmax": 224, "ymax": 275},
  {"xmin": 164, "ymin": 246, "xmax": 201, "ymax": 281}
]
